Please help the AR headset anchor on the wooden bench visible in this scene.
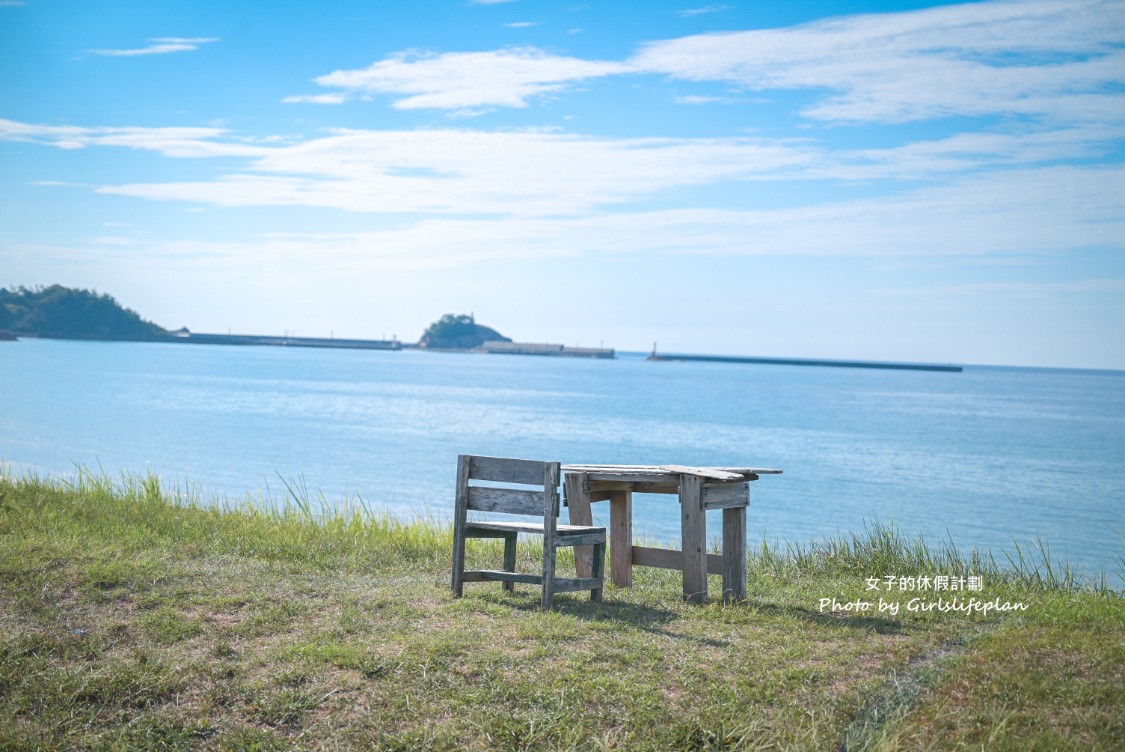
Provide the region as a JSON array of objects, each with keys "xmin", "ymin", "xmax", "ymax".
[{"xmin": 451, "ymin": 455, "xmax": 607, "ymax": 610}]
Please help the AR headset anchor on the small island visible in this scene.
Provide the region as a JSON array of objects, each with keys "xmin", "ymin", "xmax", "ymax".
[{"xmin": 418, "ymin": 313, "xmax": 511, "ymax": 350}]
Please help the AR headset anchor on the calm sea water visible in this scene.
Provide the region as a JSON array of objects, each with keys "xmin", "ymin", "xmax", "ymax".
[{"xmin": 3, "ymin": 339, "xmax": 1123, "ymax": 584}]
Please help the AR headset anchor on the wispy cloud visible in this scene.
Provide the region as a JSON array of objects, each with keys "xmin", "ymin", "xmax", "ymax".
[
  {"xmin": 6, "ymin": 116, "xmax": 1123, "ymax": 232},
  {"xmin": 676, "ymin": 5, "xmax": 731, "ymax": 18},
  {"xmin": 0, "ymin": 118, "xmax": 260, "ymax": 157},
  {"xmin": 12, "ymin": 165, "xmax": 1124, "ymax": 276},
  {"xmin": 675, "ymin": 95, "xmax": 735, "ymax": 105},
  {"xmin": 0, "ymin": 1, "xmax": 28, "ymax": 6},
  {"xmin": 90, "ymin": 37, "xmax": 219, "ymax": 57},
  {"xmin": 281, "ymin": 93, "xmax": 348, "ymax": 105},
  {"xmin": 87, "ymin": 129, "xmax": 817, "ymax": 215},
  {"xmin": 878, "ymin": 279, "xmax": 1125, "ymax": 296},
  {"xmin": 294, "ymin": 0, "xmax": 1124, "ymax": 126},
  {"xmin": 309, "ymin": 47, "xmax": 631, "ymax": 111},
  {"xmin": 505, "ymin": 21, "xmax": 538, "ymax": 28},
  {"xmin": 634, "ymin": 0, "xmax": 1125, "ymax": 124}
]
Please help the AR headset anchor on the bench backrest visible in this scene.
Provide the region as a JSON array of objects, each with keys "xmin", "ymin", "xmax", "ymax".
[{"xmin": 458, "ymin": 455, "xmax": 561, "ymax": 518}]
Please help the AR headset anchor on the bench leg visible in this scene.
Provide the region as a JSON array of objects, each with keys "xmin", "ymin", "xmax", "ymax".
[
  {"xmin": 590, "ymin": 541, "xmax": 606, "ymax": 602},
  {"xmin": 502, "ymin": 532, "xmax": 517, "ymax": 592},
  {"xmin": 541, "ymin": 538, "xmax": 557, "ymax": 611}
]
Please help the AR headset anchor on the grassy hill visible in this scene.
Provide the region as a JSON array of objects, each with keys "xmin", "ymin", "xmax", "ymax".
[{"xmin": 0, "ymin": 470, "xmax": 1121, "ymax": 750}]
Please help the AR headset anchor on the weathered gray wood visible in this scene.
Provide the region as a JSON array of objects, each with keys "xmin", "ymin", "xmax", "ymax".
[
  {"xmin": 590, "ymin": 541, "xmax": 605, "ymax": 602},
  {"xmin": 469, "ymin": 455, "xmax": 549, "ymax": 485},
  {"xmin": 451, "ymin": 454, "xmax": 471, "ymax": 597},
  {"xmin": 579, "ymin": 471, "xmax": 676, "ymax": 484},
  {"xmin": 562, "ymin": 464, "xmax": 667, "ymax": 472},
  {"xmin": 609, "ymin": 489, "xmax": 633, "ymax": 588},
  {"xmin": 463, "ymin": 526, "xmax": 520, "ymax": 538},
  {"xmin": 464, "ymin": 570, "xmax": 601, "ymax": 592},
  {"xmin": 563, "ymin": 464, "xmax": 782, "ymax": 477},
  {"xmin": 552, "ymin": 576, "xmax": 603, "ymax": 593},
  {"xmin": 467, "ymin": 520, "xmax": 601, "ymax": 535},
  {"xmin": 632, "ymin": 545, "xmax": 723, "ymax": 574},
  {"xmin": 463, "ymin": 570, "xmax": 543, "ymax": 585},
  {"xmin": 541, "ymin": 462, "xmax": 560, "ymax": 611},
  {"xmin": 455, "ymin": 457, "xmax": 605, "ymax": 610},
  {"xmin": 467, "ymin": 487, "xmax": 547, "ymax": 516},
  {"xmin": 502, "ymin": 532, "xmax": 517, "ymax": 593},
  {"xmin": 661, "ymin": 465, "xmax": 745, "ymax": 481},
  {"xmin": 702, "ymin": 481, "xmax": 750, "ymax": 510},
  {"xmin": 553, "ymin": 532, "xmax": 606, "ymax": 547},
  {"xmin": 462, "ymin": 570, "xmax": 599, "ymax": 591},
  {"xmin": 722, "ymin": 506, "xmax": 747, "ymax": 603},
  {"xmin": 587, "ymin": 480, "xmax": 679, "ymax": 495},
  {"xmin": 679, "ymin": 473, "xmax": 708, "ymax": 604},
  {"xmin": 714, "ymin": 467, "xmax": 783, "ymax": 475},
  {"xmin": 564, "ymin": 472, "xmax": 595, "ymax": 579}
]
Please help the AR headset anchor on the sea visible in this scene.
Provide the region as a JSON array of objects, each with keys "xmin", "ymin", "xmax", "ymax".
[{"xmin": 3, "ymin": 338, "xmax": 1123, "ymax": 585}]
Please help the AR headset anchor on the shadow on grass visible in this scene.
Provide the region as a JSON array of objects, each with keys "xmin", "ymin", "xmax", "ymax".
[
  {"xmin": 745, "ymin": 600, "xmax": 909, "ymax": 635},
  {"xmin": 458, "ymin": 589, "xmax": 743, "ymax": 647}
]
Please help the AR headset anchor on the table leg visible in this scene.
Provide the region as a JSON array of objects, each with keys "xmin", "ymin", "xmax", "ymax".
[
  {"xmin": 564, "ymin": 473, "xmax": 594, "ymax": 578},
  {"xmin": 608, "ymin": 489, "xmax": 633, "ymax": 587},
  {"xmin": 679, "ymin": 473, "xmax": 708, "ymax": 604},
  {"xmin": 722, "ymin": 506, "xmax": 747, "ymax": 603}
]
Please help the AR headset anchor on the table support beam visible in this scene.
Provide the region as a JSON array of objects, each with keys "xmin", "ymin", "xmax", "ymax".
[
  {"xmin": 722, "ymin": 506, "xmax": 747, "ymax": 603},
  {"xmin": 608, "ymin": 489, "xmax": 632, "ymax": 587},
  {"xmin": 679, "ymin": 473, "xmax": 708, "ymax": 603},
  {"xmin": 564, "ymin": 473, "xmax": 594, "ymax": 578}
]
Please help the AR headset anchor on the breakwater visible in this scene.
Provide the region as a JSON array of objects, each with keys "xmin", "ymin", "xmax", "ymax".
[
  {"xmin": 647, "ymin": 352, "xmax": 962, "ymax": 373},
  {"xmin": 178, "ymin": 332, "xmax": 401, "ymax": 351}
]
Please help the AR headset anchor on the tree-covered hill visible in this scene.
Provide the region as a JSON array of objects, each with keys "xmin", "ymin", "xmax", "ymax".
[
  {"xmin": 0, "ymin": 285, "xmax": 169, "ymax": 341},
  {"xmin": 418, "ymin": 313, "xmax": 510, "ymax": 350}
]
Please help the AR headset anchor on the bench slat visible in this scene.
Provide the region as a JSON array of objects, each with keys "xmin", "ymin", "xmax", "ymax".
[{"xmin": 467, "ymin": 487, "xmax": 545, "ymax": 516}]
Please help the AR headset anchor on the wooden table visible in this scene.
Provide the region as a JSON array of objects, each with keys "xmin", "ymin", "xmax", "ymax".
[{"xmin": 562, "ymin": 465, "xmax": 782, "ymax": 604}]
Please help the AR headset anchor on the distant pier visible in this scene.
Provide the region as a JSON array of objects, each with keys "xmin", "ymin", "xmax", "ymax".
[
  {"xmin": 647, "ymin": 351, "xmax": 962, "ymax": 373},
  {"xmin": 177, "ymin": 331, "xmax": 401, "ymax": 351},
  {"xmin": 479, "ymin": 341, "xmax": 615, "ymax": 359}
]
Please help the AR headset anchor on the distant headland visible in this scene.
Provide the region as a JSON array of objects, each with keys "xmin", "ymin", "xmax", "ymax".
[{"xmin": 0, "ymin": 285, "xmax": 167, "ymax": 342}]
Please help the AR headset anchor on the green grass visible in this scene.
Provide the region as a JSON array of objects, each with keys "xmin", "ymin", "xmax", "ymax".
[{"xmin": 1, "ymin": 469, "xmax": 1122, "ymax": 751}]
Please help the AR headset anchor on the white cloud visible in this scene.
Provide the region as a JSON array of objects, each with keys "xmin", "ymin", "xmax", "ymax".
[
  {"xmin": 91, "ymin": 128, "xmax": 818, "ymax": 215},
  {"xmin": 675, "ymin": 95, "xmax": 734, "ymax": 105},
  {"xmin": 281, "ymin": 93, "xmax": 349, "ymax": 105},
  {"xmin": 308, "ymin": 47, "xmax": 632, "ymax": 111},
  {"xmin": 505, "ymin": 21, "xmax": 538, "ymax": 28},
  {"xmin": 879, "ymin": 279, "xmax": 1125, "ymax": 297},
  {"xmin": 291, "ymin": 0, "xmax": 1124, "ymax": 126},
  {"xmin": 676, "ymin": 5, "xmax": 731, "ymax": 18},
  {"xmin": 90, "ymin": 37, "xmax": 219, "ymax": 57},
  {"xmin": 12, "ymin": 165, "xmax": 1122, "ymax": 276},
  {"xmin": 0, "ymin": 1, "xmax": 27, "ymax": 6},
  {"xmin": 0, "ymin": 119, "xmax": 261, "ymax": 158},
  {"xmin": 633, "ymin": 0, "xmax": 1125, "ymax": 124},
  {"xmin": 5, "ymin": 117, "xmax": 1121, "ymax": 217}
]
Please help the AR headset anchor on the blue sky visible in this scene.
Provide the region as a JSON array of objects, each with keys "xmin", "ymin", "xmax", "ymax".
[{"xmin": 2, "ymin": 0, "xmax": 1124, "ymax": 368}]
